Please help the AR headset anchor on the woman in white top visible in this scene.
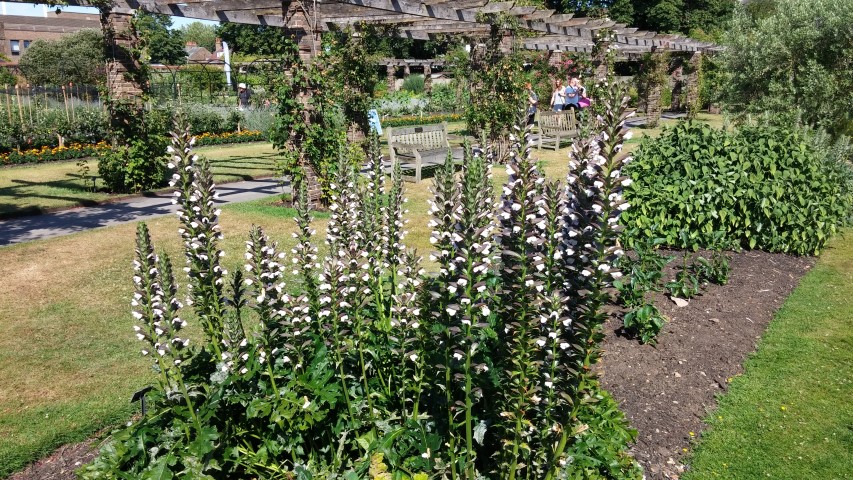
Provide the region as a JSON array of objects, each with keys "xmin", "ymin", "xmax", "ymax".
[{"xmin": 550, "ymin": 79, "xmax": 566, "ymax": 112}]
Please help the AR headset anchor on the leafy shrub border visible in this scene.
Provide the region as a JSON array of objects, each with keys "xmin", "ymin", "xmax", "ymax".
[{"xmin": 0, "ymin": 131, "xmax": 266, "ymax": 166}]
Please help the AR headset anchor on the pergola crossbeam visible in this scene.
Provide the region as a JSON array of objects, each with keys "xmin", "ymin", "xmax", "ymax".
[{"xmin": 5, "ymin": 0, "xmax": 719, "ymax": 54}]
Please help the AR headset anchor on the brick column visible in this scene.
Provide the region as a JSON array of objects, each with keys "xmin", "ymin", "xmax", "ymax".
[
  {"xmin": 645, "ymin": 49, "xmax": 667, "ymax": 128},
  {"xmin": 386, "ymin": 64, "xmax": 396, "ymax": 92},
  {"xmin": 281, "ymin": 1, "xmax": 323, "ymax": 203},
  {"xmin": 282, "ymin": 0, "xmax": 320, "ymax": 62},
  {"xmin": 548, "ymin": 49, "xmax": 563, "ymax": 68},
  {"xmin": 101, "ymin": 9, "xmax": 144, "ymax": 101},
  {"xmin": 593, "ymin": 35, "xmax": 612, "ymax": 83},
  {"xmin": 685, "ymin": 51, "xmax": 702, "ymax": 119},
  {"xmin": 670, "ymin": 61, "xmax": 684, "ymax": 111},
  {"xmin": 423, "ymin": 64, "xmax": 432, "ymax": 94},
  {"xmin": 499, "ymin": 32, "xmax": 514, "ymax": 54}
]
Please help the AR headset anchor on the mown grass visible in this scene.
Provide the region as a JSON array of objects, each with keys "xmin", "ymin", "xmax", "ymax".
[
  {"xmin": 0, "ymin": 114, "xmax": 721, "ymax": 477},
  {"xmin": 684, "ymin": 230, "xmax": 853, "ymax": 479},
  {"xmin": 0, "ymin": 142, "xmax": 278, "ymax": 219}
]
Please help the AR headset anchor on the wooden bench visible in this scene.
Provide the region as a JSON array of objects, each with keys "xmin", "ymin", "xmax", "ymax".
[
  {"xmin": 537, "ymin": 110, "xmax": 581, "ymax": 150},
  {"xmin": 387, "ymin": 123, "xmax": 463, "ymax": 182}
]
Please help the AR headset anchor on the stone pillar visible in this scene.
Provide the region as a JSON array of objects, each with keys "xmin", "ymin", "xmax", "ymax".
[
  {"xmin": 403, "ymin": 64, "xmax": 411, "ymax": 76},
  {"xmin": 423, "ymin": 64, "xmax": 432, "ymax": 94},
  {"xmin": 685, "ymin": 51, "xmax": 702, "ymax": 119},
  {"xmin": 646, "ymin": 48, "xmax": 667, "ymax": 128},
  {"xmin": 592, "ymin": 32, "xmax": 612, "ymax": 83},
  {"xmin": 548, "ymin": 49, "xmax": 563, "ymax": 68},
  {"xmin": 101, "ymin": 9, "xmax": 144, "ymax": 101},
  {"xmin": 499, "ymin": 32, "xmax": 514, "ymax": 54},
  {"xmin": 669, "ymin": 58, "xmax": 684, "ymax": 111},
  {"xmin": 282, "ymin": 0, "xmax": 321, "ymax": 62},
  {"xmin": 281, "ymin": 1, "xmax": 323, "ymax": 203},
  {"xmin": 386, "ymin": 64, "xmax": 396, "ymax": 92}
]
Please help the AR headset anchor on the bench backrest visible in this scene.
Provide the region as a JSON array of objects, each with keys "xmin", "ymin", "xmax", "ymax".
[
  {"xmin": 388, "ymin": 123, "xmax": 448, "ymax": 152},
  {"xmin": 539, "ymin": 110, "xmax": 578, "ymax": 131}
]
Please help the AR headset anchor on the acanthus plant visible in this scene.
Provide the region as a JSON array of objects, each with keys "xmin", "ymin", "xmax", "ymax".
[{"xmin": 84, "ymin": 86, "xmax": 641, "ymax": 479}]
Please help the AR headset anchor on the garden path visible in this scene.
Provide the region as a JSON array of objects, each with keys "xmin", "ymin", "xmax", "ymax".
[{"xmin": 0, "ymin": 178, "xmax": 288, "ymax": 247}]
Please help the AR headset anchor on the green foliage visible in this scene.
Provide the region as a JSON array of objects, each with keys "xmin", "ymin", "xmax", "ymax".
[
  {"xmin": 98, "ymin": 104, "xmax": 169, "ymax": 193},
  {"xmin": 135, "ymin": 11, "xmax": 187, "ymax": 65},
  {"xmin": 721, "ymin": 0, "xmax": 853, "ymax": 136},
  {"xmin": 18, "ymin": 29, "xmax": 105, "ymax": 86},
  {"xmin": 0, "ymin": 67, "xmax": 16, "ymax": 86},
  {"xmin": 614, "ymin": 237, "xmax": 672, "ymax": 308},
  {"xmin": 180, "ymin": 22, "xmax": 217, "ymax": 52},
  {"xmin": 98, "ymin": 136, "xmax": 168, "ymax": 193},
  {"xmin": 623, "ymin": 304, "xmax": 667, "ymax": 345},
  {"xmin": 382, "ymin": 113, "xmax": 463, "ymax": 128},
  {"xmin": 666, "ymin": 252, "xmax": 702, "ymax": 299},
  {"xmin": 622, "ymin": 121, "xmax": 853, "ymax": 255},
  {"xmin": 465, "ymin": 34, "xmax": 527, "ymax": 142},
  {"xmin": 614, "ymin": 0, "xmax": 735, "ymax": 36},
  {"xmin": 614, "ymin": 237, "xmax": 672, "ymax": 344},
  {"xmin": 215, "ymin": 24, "xmax": 292, "ymax": 57},
  {"xmin": 269, "ymin": 33, "xmax": 380, "ymax": 201},
  {"xmin": 401, "ymin": 74, "xmax": 425, "ymax": 94},
  {"xmin": 82, "ymin": 90, "xmax": 642, "ymax": 479},
  {"xmin": 691, "ymin": 250, "xmax": 731, "ymax": 286}
]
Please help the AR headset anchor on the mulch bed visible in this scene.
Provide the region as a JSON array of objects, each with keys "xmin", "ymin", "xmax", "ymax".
[
  {"xmin": 9, "ymin": 250, "xmax": 814, "ymax": 480},
  {"xmin": 599, "ymin": 250, "xmax": 814, "ymax": 479}
]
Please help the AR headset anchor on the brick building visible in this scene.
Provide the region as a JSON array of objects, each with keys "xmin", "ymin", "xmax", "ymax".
[{"xmin": 0, "ymin": 11, "xmax": 100, "ymax": 65}]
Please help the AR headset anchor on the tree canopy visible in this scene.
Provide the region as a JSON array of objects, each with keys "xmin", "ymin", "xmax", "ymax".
[
  {"xmin": 18, "ymin": 29, "xmax": 105, "ymax": 86},
  {"xmin": 135, "ymin": 11, "xmax": 187, "ymax": 65},
  {"xmin": 181, "ymin": 22, "xmax": 217, "ymax": 53},
  {"xmin": 721, "ymin": 0, "xmax": 853, "ymax": 136}
]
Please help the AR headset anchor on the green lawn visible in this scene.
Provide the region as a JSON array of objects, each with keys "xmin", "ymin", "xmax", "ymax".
[
  {"xmin": 0, "ymin": 142, "xmax": 278, "ymax": 219},
  {"xmin": 684, "ymin": 230, "xmax": 853, "ymax": 479}
]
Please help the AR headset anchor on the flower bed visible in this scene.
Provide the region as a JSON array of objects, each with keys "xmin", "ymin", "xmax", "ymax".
[
  {"xmin": 382, "ymin": 113, "xmax": 462, "ymax": 128},
  {"xmin": 0, "ymin": 142, "xmax": 111, "ymax": 166},
  {"xmin": 194, "ymin": 130, "xmax": 266, "ymax": 146},
  {"xmin": 0, "ymin": 131, "xmax": 268, "ymax": 166}
]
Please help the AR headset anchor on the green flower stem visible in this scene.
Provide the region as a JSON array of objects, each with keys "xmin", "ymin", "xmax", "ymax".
[{"xmin": 445, "ymin": 344, "xmax": 459, "ymax": 480}]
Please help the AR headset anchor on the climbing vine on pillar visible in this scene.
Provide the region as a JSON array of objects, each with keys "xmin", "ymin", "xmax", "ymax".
[
  {"xmin": 636, "ymin": 50, "xmax": 670, "ymax": 128},
  {"xmin": 466, "ymin": 16, "xmax": 527, "ymax": 147}
]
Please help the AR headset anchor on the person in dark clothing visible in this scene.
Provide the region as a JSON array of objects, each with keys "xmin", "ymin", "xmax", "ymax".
[
  {"xmin": 526, "ymin": 82, "xmax": 539, "ymax": 127},
  {"xmin": 237, "ymin": 83, "xmax": 251, "ymax": 110}
]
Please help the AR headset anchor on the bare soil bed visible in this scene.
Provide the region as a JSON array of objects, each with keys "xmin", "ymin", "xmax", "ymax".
[
  {"xmin": 599, "ymin": 250, "xmax": 814, "ymax": 479},
  {"xmin": 9, "ymin": 250, "xmax": 814, "ymax": 480}
]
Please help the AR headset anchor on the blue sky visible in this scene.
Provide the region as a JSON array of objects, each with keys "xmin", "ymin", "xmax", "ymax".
[{"xmin": 0, "ymin": 2, "xmax": 219, "ymax": 29}]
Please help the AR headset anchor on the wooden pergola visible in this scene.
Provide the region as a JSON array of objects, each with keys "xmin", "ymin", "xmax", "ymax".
[
  {"xmin": 11, "ymin": 0, "xmax": 714, "ymax": 126},
  {"xmin": 111, "ymin": 0, "xmax": 718, "ymax": 54}
]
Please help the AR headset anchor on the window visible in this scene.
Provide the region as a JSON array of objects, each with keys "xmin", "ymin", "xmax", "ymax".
[
  {"xmin": 10, "ymin": 40, "xmax": 20, "ymax": 56},
  {"xmin": 23, "ymin": 40, "xmax": 31, "ymax": 49}
]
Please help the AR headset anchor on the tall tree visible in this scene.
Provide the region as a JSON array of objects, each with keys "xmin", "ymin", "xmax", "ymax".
[
  {"xmin": 215, "ymin": 24, "xmax": 291, "ymax": 57},
  {"xmin": 721, "ymin": 0, "xmax": 853, "ymax": 136},
  {"xmin": 18, "ymin": 29, "xmax": 105, "ymax": 85},
  {"xmin": 135, "ymin": 11, "xmax": 186, "ymax": 65},
  {"xmin": 181, "ymin": 22, "xmax": 217, "ymax": 52}
]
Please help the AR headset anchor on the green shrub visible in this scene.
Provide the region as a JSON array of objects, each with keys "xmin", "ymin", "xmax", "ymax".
[
  {"xmin": 622, "ymin": 122, "xmax": 853, "ymax": 255},
  {"xmin": 98, "ymin": 137, "xmax": 168, "ymax": 193},
  {"xmin": 401, "ymin": 74, "xmax": 425, "ymax": 94}
]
